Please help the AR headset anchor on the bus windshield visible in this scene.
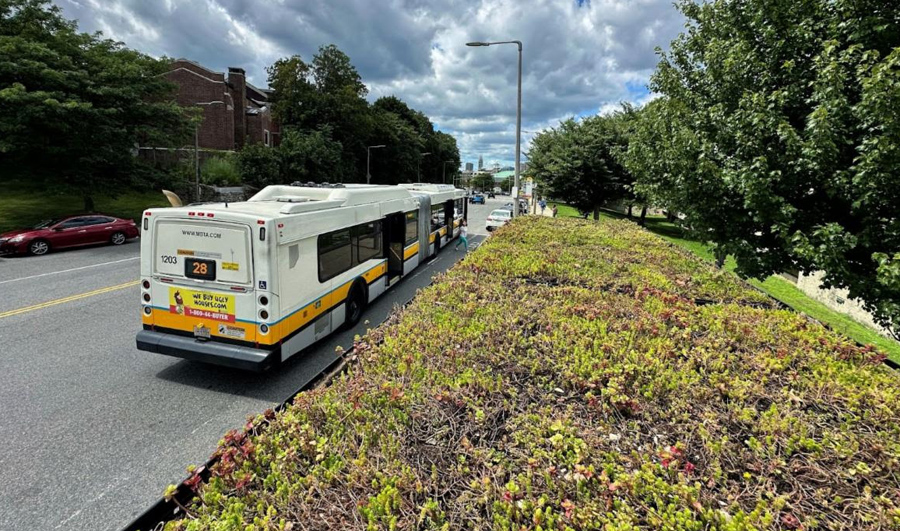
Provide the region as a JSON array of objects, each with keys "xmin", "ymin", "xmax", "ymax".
[{"xmin": 153, "ymin": 219, "xmax": 253, "ymax": 285}]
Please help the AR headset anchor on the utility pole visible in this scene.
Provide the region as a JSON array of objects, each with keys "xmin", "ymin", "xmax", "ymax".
[
  {"xmin": 442, "ymin": 161, "xmax": 455, "ymax": 184},
  {"xmin": 418, "ymin": 152, "xmax": 431, "ymax": 181},
  {"xmin": 195, "ymin": 126, "xmax": 200, "ymax": 201},
  {"xmin": 366, "ymin": 145, "xmax": 386, "ymax": 184}
]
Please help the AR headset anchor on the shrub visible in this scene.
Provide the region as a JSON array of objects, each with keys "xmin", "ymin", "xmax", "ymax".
[
  {"xmin": 162, "ymin": 217, "xmax": 900, "ymax": 531},
  {"xmin": 236, "ymin": 143, "xmax": 280, "ymax": 189},
  {"xmin": 201, "ymin": 156, "xmax": 241, "ymax": 187}
]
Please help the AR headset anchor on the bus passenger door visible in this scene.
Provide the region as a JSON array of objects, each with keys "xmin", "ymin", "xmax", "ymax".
[
  {"xmin": 444, "ymin": 201, "xmax": 454, "ymax": 243},
  {"xmin": 384, "ymin": 213, "xmax": 405, "ymax": 284}
]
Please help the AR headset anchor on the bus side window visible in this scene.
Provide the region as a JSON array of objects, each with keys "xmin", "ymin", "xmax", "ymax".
[
  {"xmin": 353, "ymin": 222, "xmax": 382, "ymax": 263},
  {"xmin": 405, "ymin": 211, "xmax": 418, "ymax": 245},
  {"xmin": 431, "ymin": 205, "xmax": 443, "ymax": 231},
  {"xmin": 318, "ymin": 229, "xmax": 352, "ymax": 282}
]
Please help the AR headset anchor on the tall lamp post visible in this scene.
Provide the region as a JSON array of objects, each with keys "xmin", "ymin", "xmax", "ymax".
[
  {"xmin": 467, "ymin": 39, "xmax": 522, "ymax": 218},
  {"xmin": 366, "ymin": 145, "xmax": 385, "ymax": 184},
  {"xmin": 442, "ymin": 161, "xmax": 456, "ymax": 184},
  {"xmin": 417, "ymin": 152, "xmax": 431, "ymax": 181}
]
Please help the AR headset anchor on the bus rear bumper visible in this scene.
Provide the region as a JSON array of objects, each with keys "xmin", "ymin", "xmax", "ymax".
[{"xmin": 136, "ymin": 330, "xmax": 279, "ymax": 372}]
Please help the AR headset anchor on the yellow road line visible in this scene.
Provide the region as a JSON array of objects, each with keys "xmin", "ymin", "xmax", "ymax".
[{"xmin": 0, "ymin": 280, "xmax": 139, "ymax": 320}]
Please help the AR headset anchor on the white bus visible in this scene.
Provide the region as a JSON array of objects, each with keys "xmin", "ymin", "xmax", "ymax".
[{"xmin": 136, "ymin": 182, "xmax": 467, "ymax": 371}]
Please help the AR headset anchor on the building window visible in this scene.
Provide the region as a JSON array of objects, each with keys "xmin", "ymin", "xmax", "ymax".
[
  {"xmin": 405, "ymin": 211, "xmax": 418, "ymax": 245},
  {"xmin": 264, "ymin": 129, "xmax": 270, "ymax": 147}
]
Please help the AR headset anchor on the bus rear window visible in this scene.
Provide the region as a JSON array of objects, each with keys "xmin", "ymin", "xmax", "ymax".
[{"xmin": 153, "ymin": 220, "xmax": 252, "ymax": 284}]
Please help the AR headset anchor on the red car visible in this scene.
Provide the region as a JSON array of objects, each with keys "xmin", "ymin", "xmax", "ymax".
[{"xmin": 0, "ymin": 215, "xmax": 139, "ymax": 256}]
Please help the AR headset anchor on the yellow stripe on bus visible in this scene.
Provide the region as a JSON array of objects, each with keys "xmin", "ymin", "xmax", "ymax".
[
  {"xmin": 144, "ymin": 262, "xmax": 387, "ymax": 346},
  {"xmin": 146, "ymin": 308, "xmax": 259, "ymax": 344},
  {"xmin": 403, "ymin": 242, "xmax": 419, "ymax": 260}
]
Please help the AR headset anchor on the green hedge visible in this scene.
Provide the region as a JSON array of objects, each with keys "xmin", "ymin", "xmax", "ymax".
[{"xmin": 164, "ymin": 217, "xmax": 900, "ymax": 531}]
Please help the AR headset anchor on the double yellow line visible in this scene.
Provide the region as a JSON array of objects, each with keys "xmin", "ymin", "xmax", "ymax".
[{"xmin": 0, "ymin": 280, "xmax": 139, "ymax": 320}]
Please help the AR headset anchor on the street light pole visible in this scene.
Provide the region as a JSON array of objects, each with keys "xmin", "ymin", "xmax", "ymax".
[
  {"xmin": 194, "ymin": 126, "xmax": 201, "ymax": 201},
  {"xmin": 418, "ymin": 152, "xmax": 431, "ymax": 181},
  {"xmin": 366, "ymin": 145, "xmax": 385, "ymax": 184},
  {"xmin": 467, "ymin": 39, "xmax": 523, "ymax": 218},
  {"xmin": 442, "ymin": 161, "xmax": 455, "ymax": 184}
]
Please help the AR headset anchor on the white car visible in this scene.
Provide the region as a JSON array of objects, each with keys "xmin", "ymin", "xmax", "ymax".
[{"xmin": 485, "ymin": 209, "xmax": 512, "ymax": 232}]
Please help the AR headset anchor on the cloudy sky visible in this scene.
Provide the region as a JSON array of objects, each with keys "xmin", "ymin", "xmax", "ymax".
[{"xmin": 57, "ymin": 0, "xmax": 685, "ymax": 168}]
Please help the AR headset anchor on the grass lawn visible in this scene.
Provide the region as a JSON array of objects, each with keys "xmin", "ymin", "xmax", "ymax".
[
  {"xmin": 0, "ymin": 188, "xmax": 170, "ymax": 233},
  {"xmin": 556, "ymin": 206, "xmax": 900, "ymax": 361}
]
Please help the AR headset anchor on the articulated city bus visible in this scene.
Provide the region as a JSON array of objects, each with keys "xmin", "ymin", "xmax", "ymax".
[{"xmin": 136, "ymin": 182, "xmax": 466, "ymax": 371}]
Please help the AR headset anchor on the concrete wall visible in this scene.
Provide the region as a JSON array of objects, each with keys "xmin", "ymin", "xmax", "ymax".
[{"xmin": 796, "ymin": 271, "xmax": 893, "ymax": 338}]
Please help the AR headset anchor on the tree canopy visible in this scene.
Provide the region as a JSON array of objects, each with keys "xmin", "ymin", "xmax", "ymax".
[
  {"xmin": 528, "ymin": 109, "xmax": 634, "ymax": 219},
  {"xmin": 0, "ymin": 0, "xmax": 193, "ymax": 208},
  {"xmin": 261, "ymin": 46, "xmax": 459, "ymax": 185},
  {"xmin": 625, "ymin": 0, "xmax": 900, "ymax": 337}
]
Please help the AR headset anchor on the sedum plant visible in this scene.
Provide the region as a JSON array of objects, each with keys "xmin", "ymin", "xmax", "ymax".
[{"xmin": 162, "ymin": 217, "xmax": 900, "ymax": 531}]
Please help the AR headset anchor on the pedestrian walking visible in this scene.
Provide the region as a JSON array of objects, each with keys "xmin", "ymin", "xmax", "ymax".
[
  {"xmin": 551, "ymin": 205, "xmax": 558, "ymax": 218},
  {"xmin": 539, "ymin": 199, "xmax": 547, "ymax": 215},
  {"xmin": 455, "ymin": 219, "xmax": 469, "ymax": 252}
]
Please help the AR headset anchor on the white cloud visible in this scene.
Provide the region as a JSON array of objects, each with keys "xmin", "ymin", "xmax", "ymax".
[{"xmin": 55, "ymin": 0, "xmax": 685, "ymax": 167}]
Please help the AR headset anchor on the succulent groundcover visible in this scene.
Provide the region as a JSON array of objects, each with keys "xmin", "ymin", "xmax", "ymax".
[{"xmin": 163, "ymin": 217, "xmax": 900, "ymax": 530}]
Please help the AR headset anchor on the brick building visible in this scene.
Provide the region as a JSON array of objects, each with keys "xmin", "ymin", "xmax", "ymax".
[{"xmin": 163, "ymin": 59, "xmax": 279, "ymax": 151}]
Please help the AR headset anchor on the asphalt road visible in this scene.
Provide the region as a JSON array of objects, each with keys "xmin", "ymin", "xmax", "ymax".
[{"xmin": 0, "ymin": 198, "xmax": 506, "ymax": 531}]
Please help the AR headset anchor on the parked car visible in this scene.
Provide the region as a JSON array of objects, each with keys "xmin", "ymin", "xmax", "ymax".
[
  {"xmin": 470, "ymin": 194, "xmax": 486, "ymax": 204},
  {"xmin": 0, "ymin": 215, "xmax": 140, "ymax": 256},
  {"xmin": 485, "ymin": 209, "xmax": 512, "ymax": 232}
]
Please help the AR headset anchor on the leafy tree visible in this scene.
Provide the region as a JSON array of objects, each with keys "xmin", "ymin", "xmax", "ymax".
[
  {"xmin": 471, "ymin": 173, "xmax": 494, "ymax": 192},
  {"xmin": 0, "ymin": 0, "xmax": 193, "ymax": 209},
  {"xmin": 268, "ymin": 45, "xmax": 371, "ymax": 178},
  {"xmin": 430, "ymin": 131, "xmax": 461, "ymax": 184},
  {"xmin": 631, "ymin": 0, "xmax": 900, "ymax": 337},
  {"xmin": 279, "ymin": 127, "xmax": 343, "ymax": 183},
  {"xmin": 529, "ymin": 112, "xmax": 631, "ymax": 220},
  {"xmin": 373, "ymin": 96, "xmax": 433, "ymax": 137},
  {"xmin": 266, "ymin": 45, "xmax": 460, "ymax": 185},
  {"xmin": 265, "ymin": 55, "xmax": 314, "ymax": 128},
  {"xmin": 312, "ymin": 44, "xmax": 367, "ymax": 98},
  {"xmin": 236, "ymin": 142, "xmax": 280, "ymax": 190},
  {"xmin": 367, "ymin": 107, "xmax": 421, "ymax": 184}
]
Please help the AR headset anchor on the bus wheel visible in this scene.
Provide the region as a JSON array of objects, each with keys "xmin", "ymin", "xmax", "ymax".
[{"xmin": 345, "ymin": 283, "xmax": 367, "ymax": 328}]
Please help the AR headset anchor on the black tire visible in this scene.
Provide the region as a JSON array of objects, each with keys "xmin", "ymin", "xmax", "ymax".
[
  {"xmin": 110, "ymin": 231, "xmax": 127, "ymax": 245},
  {"xmin": 345, "ymin": 283, "xmax": 367, "ymax": 328},
  {"xmin": 28, "ymin": 239, "xmax": 50, "ymax": 256}
]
